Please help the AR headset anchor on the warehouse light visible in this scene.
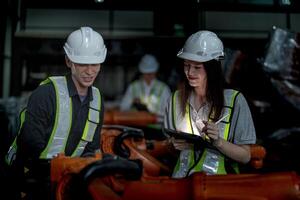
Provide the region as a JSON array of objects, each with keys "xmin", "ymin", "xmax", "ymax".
[{"xmin": 280, "ymin": 0, "xmax": 291, "ymax": 5}]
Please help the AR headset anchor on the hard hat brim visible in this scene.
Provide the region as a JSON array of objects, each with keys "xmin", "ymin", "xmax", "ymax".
[
  {"xmin": 177, "ymin": 52, "xmax": 212, "ymax": 63},
  {"xmin": 64, "ymin": 47, "xmax": 107, "ymax": 64},
  {"xmin": 67, "ymin": 55, "xmax": 106, "ymax": 64},
  {"xmin": 139, "ymin": 66, "xmax": 158, "ymax": 73}
]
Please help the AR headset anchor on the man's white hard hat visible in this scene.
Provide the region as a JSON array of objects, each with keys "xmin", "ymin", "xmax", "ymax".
[
  {"xmin": 177, "ymin": 30, "xmax": 224, "ymax": 62},
  {"xmin": 138, "ymin": 54, "xmax": 159, "ymax": 73},
  {"xmin": 64, "ymin": 27, "xmax": 107, "ymax": 64}
]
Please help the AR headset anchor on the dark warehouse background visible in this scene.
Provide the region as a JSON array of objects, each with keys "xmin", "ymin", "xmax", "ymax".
[{"xmin": 1, "ymin": 0, "xmax": 300, "ymax": 174}]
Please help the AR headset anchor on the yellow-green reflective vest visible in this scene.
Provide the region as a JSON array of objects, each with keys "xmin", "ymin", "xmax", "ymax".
[
  {"xmin": 132, "ymin": 79, "xmax": 166, "ymax": 112},
  {"xmin": 171, "ymin": 89, "xmax": 240, "ymax": 177},
  {"xmin": 6, "ymin": 76, "xmax": 101, "ymax": 164}
]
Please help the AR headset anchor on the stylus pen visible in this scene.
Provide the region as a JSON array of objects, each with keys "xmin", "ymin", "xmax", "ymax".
[{"xmin": 215, "ymin": 113, "xmax": 230, "ymax": 124}]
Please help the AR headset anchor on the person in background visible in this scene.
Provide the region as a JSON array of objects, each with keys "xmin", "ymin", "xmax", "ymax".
[
  {"xmin": 120, "ymin": 54, "xmax": 171, "ymax": 119},
  {"xmin": 6, "ymin": 26, "xmax": 106, "ymax": 199},
  {"xmin": 164, "ymin": 30, "xmax": 256, "ymax": 178}
]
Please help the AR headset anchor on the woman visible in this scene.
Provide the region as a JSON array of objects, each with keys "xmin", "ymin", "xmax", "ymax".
[{"xmin": 164, "ymin": 30, "xmax": 256, "ymax": 178}]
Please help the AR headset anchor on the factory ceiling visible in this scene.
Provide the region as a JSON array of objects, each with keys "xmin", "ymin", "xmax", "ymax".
[{"xmin": 19, "ymin": 0, "xmax": 300, "ymax": 12}]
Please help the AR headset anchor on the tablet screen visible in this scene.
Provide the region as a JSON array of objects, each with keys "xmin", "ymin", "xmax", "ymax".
[
  {"xmin": 163, "ymin": 128, "xmax": 216, "ymax": 150},
  {"xmin": 163, "ymin": 128, "xmax": 202, "ymax": 143}
]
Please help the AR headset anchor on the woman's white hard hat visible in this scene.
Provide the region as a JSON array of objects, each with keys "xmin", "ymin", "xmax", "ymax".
[{"xmin": 177, "ymin": 30, "xmax": 224, "ymax": 62}]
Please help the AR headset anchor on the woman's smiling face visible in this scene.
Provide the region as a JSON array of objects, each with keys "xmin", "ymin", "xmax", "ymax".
[{"xmin": 183, "ymin": 59, "xmax": 207, "ymax": 88}]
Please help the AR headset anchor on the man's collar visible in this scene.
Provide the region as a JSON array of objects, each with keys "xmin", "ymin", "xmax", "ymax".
[
  {"xmin": 142, "ymin": 78, "xmax": 156, "ymax": 87},
  {"xmin": 66, "ymin": 74, "xmax": 93, "ymax": 101}
]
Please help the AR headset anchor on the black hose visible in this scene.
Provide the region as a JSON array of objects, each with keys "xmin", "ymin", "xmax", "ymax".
[
  {"xmin": 113, "ymin": 129, "xmax": 144, "ymax": 158},
  {"xmin": 79, "ymin": 154, "xmax": 143, "ymax": 184},
  {"xmin": 66, "ymin": 154, "xmax": 143, "ymax": 199}
]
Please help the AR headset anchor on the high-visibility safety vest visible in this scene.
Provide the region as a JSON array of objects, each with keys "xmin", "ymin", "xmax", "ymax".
[
  {"xmin": 6, "ymin": 76, "xmax": 101, "ymax": 165},
  {"xmin": 171, "ymin": 89, "xmax": 240, "ymax": 177},
  {"xmin": 131, "ymin": 80, "xmax": 166, "ymax": 113}
]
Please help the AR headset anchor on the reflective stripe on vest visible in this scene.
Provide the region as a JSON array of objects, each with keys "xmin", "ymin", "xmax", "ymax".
[
  {"xmin": 5, "ymin": 108, "xmax": 26, "ymax": 165},
  {"xmin": 172, "ymin": 89, "xmax": 240, "ymax": 177},
  {"xmin": 71, "ymin": 86, "xmax": 101, "ymax": 156},
  {"xmin": 172, "ymin": 90, "xmax": 196, "ymax": 178},
  {"xmin": 40, "ymin": 76, "xmax": 72, "ymax": 159},
  {"xmin": 39, "ymin": 76, "xmax": 101, "ymax": 158}
]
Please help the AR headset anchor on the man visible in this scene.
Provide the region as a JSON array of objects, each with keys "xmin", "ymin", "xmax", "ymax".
[
  {"xmin": 120, "ymin": 54, "xmax": 171, "ymax": 118},
  {"xmin": 7, "ymin": 26, "xmax": 106, "ymax": 199}
]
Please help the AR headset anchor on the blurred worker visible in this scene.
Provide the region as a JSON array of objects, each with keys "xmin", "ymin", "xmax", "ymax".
[
  {"xmin": 164, "ymin": 30, "xmax": 256, "ymax": 178},
  {"xmin": 6, "ymin": 26, "xmax": 106, "ymax": 199},
  {"xmin": 120, "ymin": 54, "xmax": 171, "ymax": 118}
]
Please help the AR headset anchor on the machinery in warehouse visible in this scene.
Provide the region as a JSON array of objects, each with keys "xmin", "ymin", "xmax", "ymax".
[
  {"xmin": 103, "ymin": 110, "xmax": 166, "ymax": 140},
  {"xmin": 263, "ymin": 26, "xmax": 300, "ymax": 112},
  {"xmin": 260, "ymin": 26, "xmax": 300, "ymax": 173},
  {"xmin": 48, "ymin": 123, "xmax": 300, "ymax": 200}
]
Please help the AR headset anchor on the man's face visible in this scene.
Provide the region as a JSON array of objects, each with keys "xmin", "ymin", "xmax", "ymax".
[
  {"xmin": 72, "ymin": 63, "xmax": 101, "ymax": 86},
  {"xmin": 66, "ymin": 58, "xmax": 101, "ymax": 91},
  {"xmin": 142, "ymin": 72, "xmax": 156, "ymax": 85}
]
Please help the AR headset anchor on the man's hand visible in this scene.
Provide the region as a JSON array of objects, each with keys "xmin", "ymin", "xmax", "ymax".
[
  {"xmin": 132, "ymin": 98, "xmax": 148, "ymax": 111},
  {"xmin": 133, "ymin": 98, "xmax": 141, "ymax": 104}
]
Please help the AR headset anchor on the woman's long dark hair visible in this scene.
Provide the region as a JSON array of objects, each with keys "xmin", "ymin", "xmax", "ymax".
[{"xmin": 179, "ymin": 59, "xmax": 225, "ymax": 121}]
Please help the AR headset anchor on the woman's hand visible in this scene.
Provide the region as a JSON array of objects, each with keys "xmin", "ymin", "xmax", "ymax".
[
  {"xmin": 169, "ymin": 137, "xmax": 194, "ymax": 151},
  {"xmin": 202, "ymin": 121, "xmax": 223, "ymax": 148}
]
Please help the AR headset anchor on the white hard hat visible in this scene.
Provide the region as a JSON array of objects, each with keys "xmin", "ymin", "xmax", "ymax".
[
  {"xmin": 64, "ymin": 27, "xmax": 107, "ymax": 64},
  {"xmin": 177, "ymin": 30, "xmax": 224, "ymax": 62},
  {"xmin": 138, "ymin": 54, "xmax": 159, "ymax": 73}
]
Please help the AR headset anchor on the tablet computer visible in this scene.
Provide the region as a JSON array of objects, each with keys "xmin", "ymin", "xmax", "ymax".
[
  {"xmin": 163, "ymin": 128, "xmax": 216, "ymax": 150},
  {"xmin": 163, "ymin": 128, "xmax": 204, "ymax": 143}
]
